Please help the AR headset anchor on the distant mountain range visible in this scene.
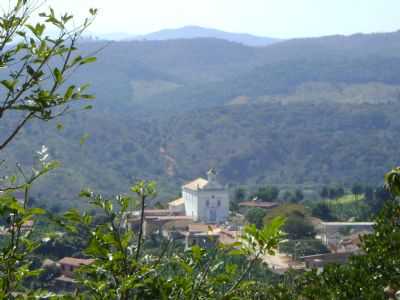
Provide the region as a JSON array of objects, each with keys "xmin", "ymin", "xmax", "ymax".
[{"xmin": 94, "ymin": 26, "xmax": 281, "ymax": 47}]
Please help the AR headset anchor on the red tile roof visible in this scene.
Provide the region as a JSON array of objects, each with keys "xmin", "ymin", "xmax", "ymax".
[{"xmin": 58, "ymin": 257, "xmax": 94, "ymax": 267}]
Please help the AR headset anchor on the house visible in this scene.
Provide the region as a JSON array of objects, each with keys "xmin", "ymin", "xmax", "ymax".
[
  {"xmin": 319, "ymin": 222, "xmax": 374, "ymax": 247},
  {"xmin": 219, "ymin": 229, "xmax": 241, "ymax": 245},
  {"xmin": 184, "ymin": 224, "xmax": 220, "ymax": 249},
  {"xmin": 126, "ymin": 169, "xmax": 229, "ymax": 238},
  {"xmin": 53, "ymin": 257, "xmax": 94, "ymax": 290},
  {"xmin": 168, "ymin": 197, "xmax": 185, "ymax": 213},
  {"xmin": 179, "ymin": 169, "xmax": 230, "ymax": 224},
  {"xmin": 335, "ymin": 231, "xmax": 369, "ymax": 253},
  {"xmin": 58, "ymin": 257, "xmax": 94, "ymax": 278}
]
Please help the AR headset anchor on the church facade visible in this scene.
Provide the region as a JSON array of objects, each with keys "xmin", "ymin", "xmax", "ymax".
[{"xmin": 181, "ymin": 169, "xmax": 229, "ymax": 224}]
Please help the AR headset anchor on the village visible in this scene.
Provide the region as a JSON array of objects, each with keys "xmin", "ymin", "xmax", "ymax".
[
  {"xmin": 24, "ymin": 168, "xmax": 371, "ymax": 290},
  {"xmin": 0, "ymin": 168, "xmax": 376, "ymax": 291}
]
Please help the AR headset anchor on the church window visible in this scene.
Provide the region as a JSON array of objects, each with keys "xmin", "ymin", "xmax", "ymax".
[
  {"xmin": 211, "ymin": 195, "xmax": 215, "ymax": 199},
  {"xmin": 206, "ymin": 200, "xmax": 210, "ymax": 207},
  {"xmin": 217, "ymin": 200, "xmax": 221, "ymax": 207}
]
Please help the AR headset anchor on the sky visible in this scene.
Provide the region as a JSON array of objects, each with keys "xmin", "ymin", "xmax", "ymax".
[{"xmin": 34, "ymin": 0, "xmax": 400, "ymax": 39}]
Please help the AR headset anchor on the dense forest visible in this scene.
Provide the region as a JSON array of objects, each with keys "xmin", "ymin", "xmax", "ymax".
[{"xmin": 3, "ymin": 30, "xmax": 400, "ymax": 209}]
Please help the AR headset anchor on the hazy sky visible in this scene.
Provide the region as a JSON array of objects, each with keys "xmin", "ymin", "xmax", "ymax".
[{"xmin": 39, "ymin": 0, "xmax": 400, "ymax": 38}]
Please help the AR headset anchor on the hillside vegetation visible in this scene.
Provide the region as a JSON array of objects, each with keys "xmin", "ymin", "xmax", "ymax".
[{"xmin": 3, "ymin": 31, "xmax": 400, "ymax": 209}]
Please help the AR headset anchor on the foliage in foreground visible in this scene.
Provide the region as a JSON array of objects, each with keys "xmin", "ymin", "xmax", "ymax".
[{"xmin": 262, "ymin": 167, "xmax": 400, "ymax": 300}]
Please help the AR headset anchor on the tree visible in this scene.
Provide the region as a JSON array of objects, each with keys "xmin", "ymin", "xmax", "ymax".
[
  {"xmin": 0, "ymin": 1, "xmax": 96, "ymax": 297},
  {"xmin": 0, "ymin": 2, "xmax": 287, "ymax": 299},
  {"xmin": 335, "ymin": 186, "xmax": 345, "ymax": 198},
  {"xmin": 320, "ymin": 186, "xmax": 329, "ymax": 199},
  {"xmin": 68, "ymin": 186, "xmax": 285, "ymax": 299},
  {"xmin": 264, "ymin": 168, "xmax": 400, "ymax": 299},
  {"xmin": 0, "ymin": 4, "xmax": 97, "ymax": 154},
  {"xmin": 366, "ymin": 186, "xmax": 392, "ymax": 215},
  {"xmin": 312, "ymin": 203, "xmax": 336, "ymax": 221},
  {"xmin": 364, "ymin": 186, "xmax": 374, "ymax": 202},
  {"xmin": 231, "ymin": 187, "xmax": 247, "ymax": 212},
  {"xmin": 282, "ymin": 191, "xmax": 292, "ymax": 202},
  {"xmin": 234, "ymin": 187, "xmax": 247, "ymax": 202},
  {"xmin": 283, "ymin": 215, "xmax": 315, "ymax": 240},
  {"xmin": 290, "ymin": 189, "xmax": 304, "ymax": 203},
  {"xmin": 245, "ymin": 207, "xmax": 267, "ymax": 229},
  {"xmin": 254, "ymin": 186, "xmax": 279, "ymax": 201},
  {"xmin": 351, "ymin": 183, "xmax": 364, "ymax": 201}
]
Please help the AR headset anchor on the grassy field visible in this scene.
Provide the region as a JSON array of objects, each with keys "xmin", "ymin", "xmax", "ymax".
[
  {"xmin": 324, "ymin": 194, "xmax": 369, "ymax": 221},
  {"xmin": 324, "ymin": 194, "xmax": 365, "ymax": 205}
]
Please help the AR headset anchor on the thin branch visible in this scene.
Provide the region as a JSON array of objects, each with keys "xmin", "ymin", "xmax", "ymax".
[
  {"xmin": 224, "ymin": 252, "xmax": 261, "ymax": 296},
  {"xmin": 0, "ymin": 111, "xmax": 34, "ymax": 150},
  {"xmin": 135, "ymin": 193, "xmax": 146, "ymax": 261}
]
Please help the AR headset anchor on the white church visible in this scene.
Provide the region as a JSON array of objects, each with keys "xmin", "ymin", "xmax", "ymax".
[{"xmin": 168, "ymin": 169, "xmax": 230, "ymax": 224}]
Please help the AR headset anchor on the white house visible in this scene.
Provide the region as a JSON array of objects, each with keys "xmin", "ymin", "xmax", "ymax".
[{"xmin": 176, "ymin": 169, "xmax": 229, "ymax": 224}]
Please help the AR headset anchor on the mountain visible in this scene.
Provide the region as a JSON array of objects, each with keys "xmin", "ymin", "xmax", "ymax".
[
  {"xmin": 3, "ymin": 30, "xmax": 400, "ymax": 210},
  {"xmin": 94, "ymin": 32, "xmax": 137, "ymax": 41},
  {"xmin": 132, "ymin": 26, "xmax": 281, "ymax": 47}
]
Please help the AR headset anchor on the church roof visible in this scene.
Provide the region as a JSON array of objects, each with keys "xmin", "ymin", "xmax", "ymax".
[
  {"xmin": 168, "ymin": 197, "xmax": 184, "ymax": 206},
  {"xmin": 183, "ymin": 177, "xmax": 208, "ymax": 191}
]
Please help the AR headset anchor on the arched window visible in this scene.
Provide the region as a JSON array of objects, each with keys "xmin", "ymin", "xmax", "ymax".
[
  {"xmin": 206, "ymin": 200, "xmax": 210, "ymax": 207},
  {"xmin": 217, "ymin": 200, "xmax": 221, "ymax": 207}
]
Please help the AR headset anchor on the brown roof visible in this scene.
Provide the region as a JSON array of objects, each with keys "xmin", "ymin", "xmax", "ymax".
[
  {"xmin": 58, "ymin": 257, "xmax": 94, "ymax": 267},
  {"xmin": 188, "ymin": 223, "xmax": 216, "ymax": 233},
  {"xmin": 219, "ymin": 229, "xmax": 241, "ymax": 245},
  {"xmin": 168, "ymin": 197, "xmax": 184, "ymax": 206},
  {"xmin": 155, "ymin": 216, "xmax": 194, "ymax": 221},
  {"xmin": 183, "ymin": 178, "xmax": 208, "ymax": 191},
  {"xmin": 143, "ymin": 209, "xmax": 171, "ymax": 215},
  {"xmin": 239, "ymin": 201, "xmax": 278, "ymax": 209},
  {"xmin": 130, "ymin": 209, "xmax": 172, "ymax": 217},
  {"xmin": 220, "ymin": 229, "xmax": 240, "ymax": 238}
]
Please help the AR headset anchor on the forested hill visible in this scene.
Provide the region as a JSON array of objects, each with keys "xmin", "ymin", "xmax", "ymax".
[
  {"xmin": 134, "ymin": 26, "xmax": 281, "ymax": 47},
  {"xmin": 3, "ymin": 30, "xmax": 400, "ymax": 210}
]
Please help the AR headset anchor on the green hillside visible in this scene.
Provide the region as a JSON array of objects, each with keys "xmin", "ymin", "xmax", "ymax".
[{"xmin": 3, "ymin": 31, "xmax": 400, "ymax": 209}]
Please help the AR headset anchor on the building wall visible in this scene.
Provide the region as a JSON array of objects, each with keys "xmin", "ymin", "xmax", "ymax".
[
  {"xmin": 60, "ymin": 263, "xmax": 75, "ymax": 277},
  {"xmin": 169, "ymin": 203, "xmax": 185, "ymax": 213},
  {"xmin": 183, "ymin": 188, "xmax": 199, "ymax": 220},
  {"xmin": 197, "ymin": 189, "xmax": 229, "ymax": 223},
  {"xmin": 320, "ymin": 223, "xmax": 374, "ymax": 246}
]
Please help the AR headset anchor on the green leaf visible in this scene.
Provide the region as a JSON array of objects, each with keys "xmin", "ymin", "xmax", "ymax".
[
  {"xmin": 10, "ymin": 175, "xmax": 17, "ymax": 184},
  {"xmin": 27, "ymin": 207, "xmax": 46, "ymax": 215},
  {"xmin": 1, "ymin": 80, "xmax": 16, "ymax": 92},
  {"xmin": 81, "ymin": 94, "xmax": 95, "ymax": 100},
  {"xmin": 228, "ymin": 249, "xmax": 243, "ymax": 256},
  {"xmin": 64, "ymin": 208, "xmax": 82, "ymax": 223},
  {"xmin": 79, "ymin": 189, "xmax": 92, "ymax": 198},
  {"xmin": 80, "ymin": 133, "xmax": 90, "ymax": 145},
  {"xmin": 89, "ymin": 8, "xmax": 98, "ymax": 16},
  {"xmin": 80, "ymin": 57, "xmax": 97, "ymax": 65},
  {"xmin": 64, "ymin": 85, "xmax": 75, "ymax": 100},
  {"xmin": 53, "ymin": 68, "xmax": 62, "ymax": 83},
  {"xmin": 191, "ymin": 245, "xmax": 202, "ymax": 262}
]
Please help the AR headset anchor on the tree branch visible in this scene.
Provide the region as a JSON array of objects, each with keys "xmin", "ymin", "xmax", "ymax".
[{"xmin": 0, "ymin": 112, "xmax": 34, "ymax": 151}]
